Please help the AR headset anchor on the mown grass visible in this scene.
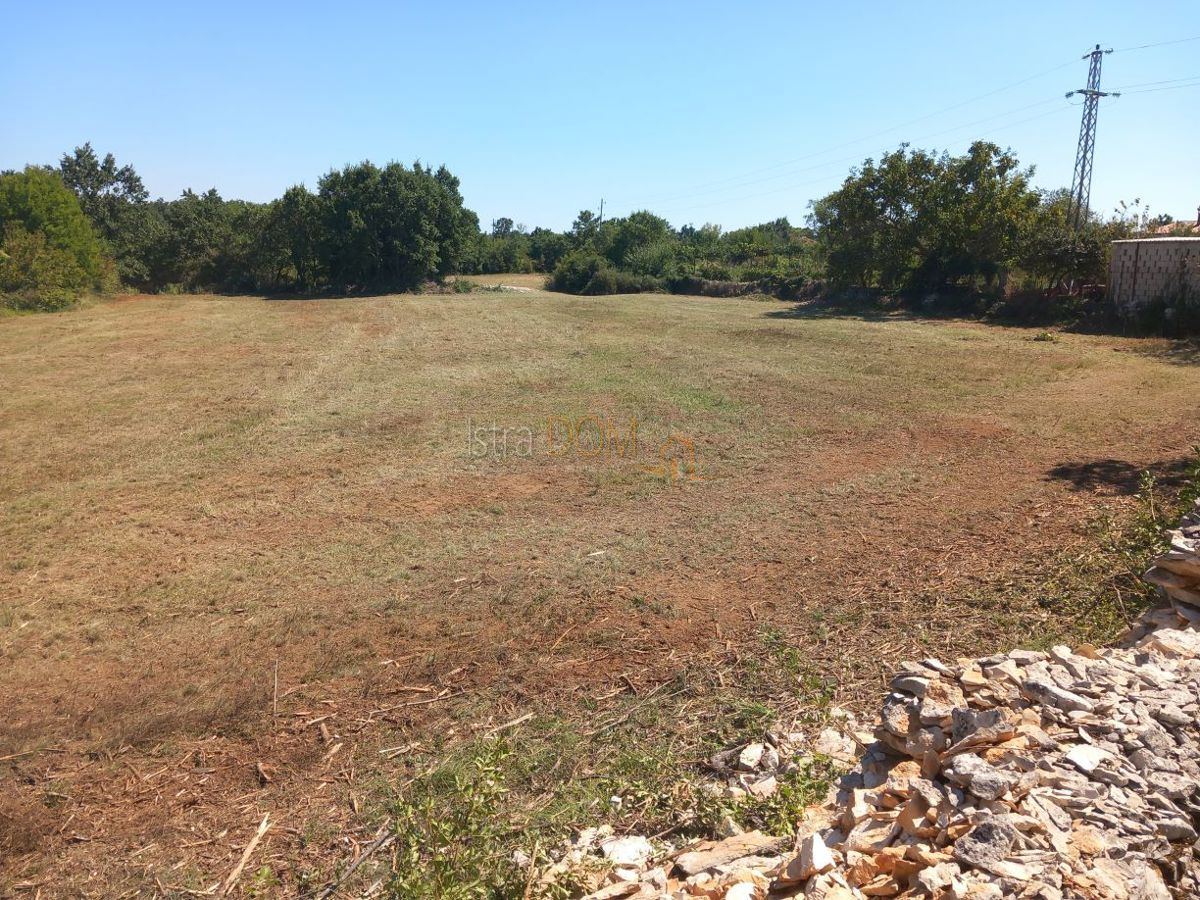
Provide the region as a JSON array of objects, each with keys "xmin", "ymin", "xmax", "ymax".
[
  {"xmin": 5, "ymin": 289, "xmax": 1200, "ymax": 891},
  {"xmin": 340, "ymin": 452, "xmax": 1200, "ymax": 899}
]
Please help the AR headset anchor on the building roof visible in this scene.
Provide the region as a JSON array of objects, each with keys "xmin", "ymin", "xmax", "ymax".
[
  {"xmin": 1154, "ymin": 222, "xmax": 1200, "ymax": 235},
  {"xmin": 1111, "ymin": 236, "xmax": 1200, "ymax": 243}
]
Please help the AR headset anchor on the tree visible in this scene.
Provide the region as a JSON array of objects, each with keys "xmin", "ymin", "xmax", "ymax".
[
  {"xmin": 263, "ymin": 185, "xmax": 322, "ymax": 291},
  {"xmin": 316, "ymin": 161, "xmax": 478, "ymax": 291},
  {"xmin": 811, "ymin": 142, "xmax": 1038, "ymax": 293},
  {"xmin": 58, "ymin": 144, "xmax": 151, "ymax": 285},
  {"xmin": 427, "ymin": 164, "xmax": 480, "ymax": 279},
  {"xmin": 112, "ymin": 200, "xmax": 170, "ymax": 290},
  {"xmin": 601, "ymin": 210, "xmax": 672, "ymax": 268},
  {"xmin": 527, "ymin": 227, "xmax": 569, "ymax": 272},
  {"xmin": 570, "ymin": 209, "xmax": 600, "ymax": 247},
  {"xmin": 0, "ymin": 167, "xmax": 107, "ymax": 309},
  {"xmin": 58, "ymin": 143, "xmax": 148, "ymax": 237},
  {"xmin": 910, "ymin": 142, "xmax": 1038, "ymax": 289},
  {"xmin": 156, "ymin": 188, "xmax": 237, "ymax": 289}
]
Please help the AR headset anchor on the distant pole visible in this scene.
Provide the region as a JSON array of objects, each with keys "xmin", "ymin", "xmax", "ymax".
[
  {"xmin": 598, "ymin": 198, "xmax": 604, "ymax": 225},
  {"xmin": 1065, "ymin": 44, "xmax": 1119, "ymax": 231}
]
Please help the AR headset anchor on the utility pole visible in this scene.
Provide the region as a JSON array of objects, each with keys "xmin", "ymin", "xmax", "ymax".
[
  {"xmin": 1065, "ymin": 44, "xmax": 1119, "ymax": 231},
  {"xmin": 598, "ymin": 198, "xmax": 604, "ymax": 225}
]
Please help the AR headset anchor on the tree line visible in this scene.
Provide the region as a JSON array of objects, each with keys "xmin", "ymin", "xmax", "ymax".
[
  {"xmin": 0, "ymin": 140, "xmax": 1171, "ymax": 313},
  {"xmin": 1, "ymin": 145, "xmax": 479, "ymax": 309},
  {"xmin": 474, "ymin": 210, "xmax": 822, "ymax": 298},
  {"xmin": 394, "ymin": 140, "xmax": 1169, "ymax": 304}
]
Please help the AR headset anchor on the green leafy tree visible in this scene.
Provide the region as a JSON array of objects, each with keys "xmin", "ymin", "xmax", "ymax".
[
  {"xmin": 570, "ymin": 209, "xmax": 600, "ymax": 248},
  {"xmin": 811, "ymin": 142, "xmax": 1038, "ymax": 293},
  {"xmin": 112, "ymin": 200, "xmax": 170, "ymax": 289},
  {"xmin": 58, "ymin": 143, "xmax": 148, "ymax": 238},
  {"xmin": 316, "ymin": 161, "xmax": 478, "ymax": 291},
  {"xmin": 58, "ymin": 144, "xmax": 151, "ymax": 286},
  {"xmin": 157, "ymin": 188, "xmax": 237, "ymax": 289},
  {"xmin": 601, "ymin": 210, "xmax": 672, "ymax": 268},
  {"xmin": 527, "ymin": 227, "xmax": 569, "ymax": 272},
  {"xmin": 0, "ymin": 167, "xmax": 106, "ymax": 309},
  {"xmin": 262, "ymin": 185, "xmax": 322, "ymax": 291},
  {"xmin": 473, "ymin": 233, "xmax": 533, "ymax": 273}
]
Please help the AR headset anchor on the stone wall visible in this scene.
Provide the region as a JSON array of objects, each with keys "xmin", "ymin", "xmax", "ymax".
[{"xmin": 1108, "ymin": 238, "xmax": 1200, "ymax": 314}]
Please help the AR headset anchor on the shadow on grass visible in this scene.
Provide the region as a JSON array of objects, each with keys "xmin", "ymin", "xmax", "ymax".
[
  {"xmin": 1046, "ymin": 454, "xmax": 1197, "ymax": 496},
  {"xmin": 1121, "ymin": 340, "xmax": 1200, "ymax": 368},
  {"xmin": 758, "ymin": 291, "xmax": 1200, "ymax": 343},
  {"xmin": 762, "ymin": 297, "xmax": 918, "ymax": 323},
  {"xmin": 262, "ymin": 287, "xmax": 459, "ymax": 302}
]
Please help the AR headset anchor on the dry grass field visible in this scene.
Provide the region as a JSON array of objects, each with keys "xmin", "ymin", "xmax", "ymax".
[{"xmin": 2, "ymin": 287, "xmax": 1199, "ymax": 894}]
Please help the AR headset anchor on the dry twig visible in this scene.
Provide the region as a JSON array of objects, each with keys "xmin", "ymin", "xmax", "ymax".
[{"xmin": 220, "ymin": 813, "xmax": 270, "ymax": 896}]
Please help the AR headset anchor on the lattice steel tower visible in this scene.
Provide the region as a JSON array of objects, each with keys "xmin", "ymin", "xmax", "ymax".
[{"xmin": 1065, "ymin": 45, "xmax": 1117, "ymax": 231}]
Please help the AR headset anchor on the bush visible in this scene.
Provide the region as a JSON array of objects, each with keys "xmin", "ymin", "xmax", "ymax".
[
  {"xmin": 548, "ymin": 251, "xmax": 664, "ymax": 295},
  {"xmin": 691, "ymin": 259, "xmax": 733, "ymax": 281},
  {"xmin": 548, "ymin": 250, "xmax": 605, "ymax": 293},
  {"xmin": 624, "ymin": 240, "xmax": 679, "ymax": 279},
  {"xmin": 0, "ymin": 225, "xmax": 91, "ymax": 310},
  {"xmin": 0, "ymin": 168, "xmax": 106, "ymax": 310},
  {"xmin": 1132, "ymin": 289, "xmax": 1200, "ymax": 337}
]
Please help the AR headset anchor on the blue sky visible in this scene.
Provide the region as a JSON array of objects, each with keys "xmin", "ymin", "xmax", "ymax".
[{"xmin": 3, "ymin": 1, "xmax": 1198, "ymax": 230}]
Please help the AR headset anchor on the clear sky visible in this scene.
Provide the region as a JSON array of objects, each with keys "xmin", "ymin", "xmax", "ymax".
[{"xmin": 3, "ymin": 1, "xmax": 1198, "ymax": 231}]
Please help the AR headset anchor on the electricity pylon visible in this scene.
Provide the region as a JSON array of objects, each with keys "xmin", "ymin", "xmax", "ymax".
[{"xmin": 1065, "ymin": 44, "xmax": 1119, "ymax": 231}]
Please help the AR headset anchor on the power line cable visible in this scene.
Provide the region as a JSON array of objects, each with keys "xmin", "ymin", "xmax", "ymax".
[
  {"xmin": 1112, "ymin": 35, "xmax": 1200, "ymax": 53},
  {"xmin": 1104, "ymin": 75, "xmax": 1200, "ymax": 90},
  {"xmin": 1119, "ymin": 79, "xmax": 1200, "ymax": 95},
  {"xmin": 608, "ymin": 40, "xmax": 1197, "ymax": 221},
  {"xmin": 607, "ymin": 95, "xmax": 1069, "ymax": 217},
  {"xmin": 646, "ymin": 105, "xmax": 1070, "ymax": 218},
  {"xmin": 608, "ymin": 56, "xmax": 1079, "ymax": 210}
]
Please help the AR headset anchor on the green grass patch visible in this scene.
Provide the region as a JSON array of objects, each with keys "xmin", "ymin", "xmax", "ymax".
[{"xmin": 338, "ymin": 650, "xmax": 844, "ymax": 898}]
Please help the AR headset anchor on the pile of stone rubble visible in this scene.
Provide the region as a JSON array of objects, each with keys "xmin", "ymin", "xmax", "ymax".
[
  {"xmin": 1144, "ymin": 496, "xmax": 1200, "ymax": 627},
  {"xmin": 559, "ymin": 499, "xmax": 1200, "ymax": 899}
]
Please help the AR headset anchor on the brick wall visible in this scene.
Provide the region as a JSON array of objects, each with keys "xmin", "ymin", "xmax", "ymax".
[{"xmin": 1109, "ymin": 238, "xmax": 1200, "ymax": 313}]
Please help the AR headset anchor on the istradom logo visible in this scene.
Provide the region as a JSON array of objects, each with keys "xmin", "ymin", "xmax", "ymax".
[
  {"xmin": 545, "ymin": 415, "xmax": 639, "ymax": 459},
  {"xmin": 641, "ymin": 433, "xmax": 700, "ymax": 483},
  {"xmin": 466, "ymin": 415, "xmax": 700, "ymax": 484}
]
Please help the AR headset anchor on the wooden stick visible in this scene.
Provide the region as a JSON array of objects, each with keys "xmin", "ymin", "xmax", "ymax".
[
  {"xmin": 365, "ymin": 688, "xmax": 464, "ymax": 718},
  {"xmin": 0, "ymin": 747, "xmax": 67, "ymax": 761},
  {"xmin": 220, "ymin": 813, "xmax": 270, "ymax": 895},
  {"xmin": 377, "ymin": 742, "xmax": 417, "ymax": 759},
  {"xmin": 272, "ymin": 661, "xmax": 279, "ymax": 727},
  {"xmin": 522, "ymin": 837, "xmax": 540, "ymax": 900},
  {"xmin": 0, "ymin": 749, "xmax": 42, "ymax": 762},
  {"xmin": 314, "ymin": 828, "xmax": 395, "ymax": 900},
  {"xmin": 481, "ymin": 711, "xmax": 534, "ymax": 739}
]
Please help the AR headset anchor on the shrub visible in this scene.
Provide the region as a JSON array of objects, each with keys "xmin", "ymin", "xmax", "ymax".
[
  {"xmin": 548, "ymin": 250, "xmax": 607, "ymax": 293},
  {"xmin": 0, "ymin": 225, "xmax": 93, "ymax": 310},
  {"xmin": 388, "ymin": 743, "xmax": 527, "ymax": 898},
  {"xmin": 0, "ymin": 168, "xmax": 106, "ymax": 310},
  {"xmin": 691, "ymin": 260, "xmax": 733, "ymax": 281},
  {"xmin": 624, "ymin": 240, "xmax": 679, "ymax": 279},
  {"xmin": 1132, "ymin": 288, "xmax": 1200, "ymax": 337},
  {"xmin": 548, "ymin": 251, "xmax": 664, "ymax": 295}
]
